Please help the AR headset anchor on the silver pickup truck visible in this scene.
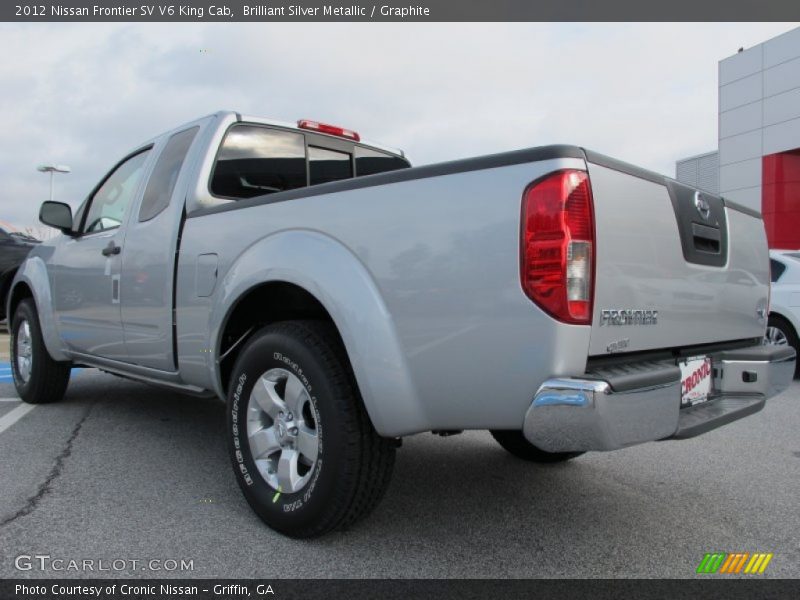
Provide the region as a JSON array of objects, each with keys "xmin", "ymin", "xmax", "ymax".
[{"xmin": 8, "ymin": 111, "xmax": 795, "ymax": 538}]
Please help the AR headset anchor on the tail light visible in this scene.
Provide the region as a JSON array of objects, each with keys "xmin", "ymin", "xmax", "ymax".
[
  {"xmin": 521, "ymin": 169, "xmax": 595, "ymax": 324},
  {"xmin": 297, "ymin": 119, "xmax": 360, "ymax": 141}
]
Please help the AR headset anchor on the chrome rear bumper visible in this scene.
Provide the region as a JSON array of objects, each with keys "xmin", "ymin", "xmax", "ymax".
[{"xmin": 523, "ymin": 344, "xmax": 795, "ymax": 452}]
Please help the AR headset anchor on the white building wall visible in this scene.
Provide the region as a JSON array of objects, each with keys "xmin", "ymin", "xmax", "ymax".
[
  {"xmin": 718, "ymin": 46, "xmax": 762, "ymax": 210},
  {"xmin": 676, "ymin": 151, "xmax": 719, "ymax": 194},
  {"xmin": 717, "ymin": 27, "xmax": 800, "ymax": 212}
]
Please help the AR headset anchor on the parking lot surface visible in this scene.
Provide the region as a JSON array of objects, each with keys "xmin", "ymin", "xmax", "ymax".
[{"xmin": 0, "ymin": 365, "xmax": 798, "ymax": 579}]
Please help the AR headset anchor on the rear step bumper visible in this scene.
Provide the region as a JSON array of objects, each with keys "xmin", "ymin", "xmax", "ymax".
[{"xmin": 522, "ymin": 344, "xmax": 795, "ymax": 452}]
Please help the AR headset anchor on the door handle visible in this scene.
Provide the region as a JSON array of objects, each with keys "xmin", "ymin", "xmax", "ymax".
[{"xmin": 101, "ymin": 241, "xmax": 121, "ymax": 257}]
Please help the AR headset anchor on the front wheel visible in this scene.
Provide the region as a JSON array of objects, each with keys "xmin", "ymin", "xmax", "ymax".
[
  {"xmin": 10, "ymin": 298, "xmax": 71, "ymax": 404},
  {"xmin": 227, "ymin": 320, "xmax": 395, "ymax": 538},
  {"xmin": 490, "ymin": 430, "xmax": 584, "ymax": 463}
]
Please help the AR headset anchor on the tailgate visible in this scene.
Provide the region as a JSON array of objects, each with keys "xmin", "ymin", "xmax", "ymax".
[{"xmin": 586, "ymin": 154, "xmax": 769, "ymax": 356}]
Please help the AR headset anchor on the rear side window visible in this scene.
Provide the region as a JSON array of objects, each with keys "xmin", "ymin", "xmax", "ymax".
[
  {"xmin": 210, "ymin": 125, "xmax": 306, "ymax": 199},
  {"xmin": 355, "ymin": 146, "xmax": 409, "ymax": 177},
  {"xmin": 771, "ymin": 258, "xmax": 787, "ymax": 283},
  {"xmin": 139, "ymin": 126, "xmax": 199, "ymax": 222},
  {"xmin": 309, "ymin": 146, "xmax": 352, "ymax": 185}
]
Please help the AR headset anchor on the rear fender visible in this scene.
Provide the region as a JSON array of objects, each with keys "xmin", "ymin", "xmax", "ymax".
[{"xmin": 212, "ymin": 229, "xmax": 425, "ymax": 437}]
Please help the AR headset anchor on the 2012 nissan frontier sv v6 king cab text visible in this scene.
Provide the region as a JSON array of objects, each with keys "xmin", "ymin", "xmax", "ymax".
[{"xmin": 8, "ymin": 112, "xmax": 794, "ymax": 538}]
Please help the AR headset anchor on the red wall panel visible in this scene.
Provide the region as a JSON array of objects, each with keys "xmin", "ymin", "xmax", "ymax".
[{"xmin": 762, "ymin": 150, "xmax": 800, "ymax": 249}]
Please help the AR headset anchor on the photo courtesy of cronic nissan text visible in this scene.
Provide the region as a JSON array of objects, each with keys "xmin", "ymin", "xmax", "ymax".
[{"xmin": 0, "ymin": 1, "xmax": 799, "ymax": 598}]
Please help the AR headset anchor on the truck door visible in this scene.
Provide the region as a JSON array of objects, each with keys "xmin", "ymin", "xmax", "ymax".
[
  {"xmin": 119, "ymin": 126, "xmax": 200, "ymax": 371},
  {"xmin": 51, "ymin": 148, "xmax": 152, "ymax": 360}
]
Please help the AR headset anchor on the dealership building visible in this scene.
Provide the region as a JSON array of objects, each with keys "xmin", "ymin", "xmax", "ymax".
[{"xmin": 676, "ymin": 26, "xmax": 800, "ymax": 249}]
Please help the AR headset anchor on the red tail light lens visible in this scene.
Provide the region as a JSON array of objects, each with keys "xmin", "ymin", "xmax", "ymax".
[{"xmin": 521, "ymin": 169, "xmax": 595, "ymax": 324}]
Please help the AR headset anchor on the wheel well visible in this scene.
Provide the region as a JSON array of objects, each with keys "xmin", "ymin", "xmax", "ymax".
[
  {"xmin": 0, "ymin": 269, "xmax": 20, "ymax": 320},
  {"xmin": 6, "ymin": 280, "xmax": 32, "ymax": 323},
  {"xmin": 218, "ymin": 282, "xmax": 348, "ymax": 394},
  {"xmin": 770, "ymin": 311, "xmax": 792, "ymax": 326},
  {"xmin": 769, "ymin": 312, "xmax": 797, "ymax": 335}
]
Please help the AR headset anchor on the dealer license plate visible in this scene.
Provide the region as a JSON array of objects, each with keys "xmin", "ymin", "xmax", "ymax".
[{"xmin": 679, "ymin": 356, "xmax": 712, "ymax": 407}]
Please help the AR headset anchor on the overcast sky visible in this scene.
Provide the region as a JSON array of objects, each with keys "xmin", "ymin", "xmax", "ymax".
[{"xmin": 1, "ymin": 22, "xmax": 797, "ymax": 228}]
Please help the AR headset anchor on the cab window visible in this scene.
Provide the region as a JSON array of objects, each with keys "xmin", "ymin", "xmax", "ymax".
[
  {"xmin": 355, "ymin": 146, "xmax": 409, "ymax": 176},
  {"xmin": 82, "ymin": 149, "xmax": 151, "ymax": 234},
  {"xmin": 309, "ymin": 146, "xmax": 352, "ymax": 185},
  {"xmin": 210, "ymin": 125, "xmax": 306, "ymax": 199}
]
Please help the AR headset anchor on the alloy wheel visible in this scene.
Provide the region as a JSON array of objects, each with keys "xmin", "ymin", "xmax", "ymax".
[
  {"xmin": 246, "ymin": 368, "xmax": 320, "ymax": 493},
  {"xmin": 15, "ymin": 319, "xmax": 33, "ymax": 383},
  {"xmin": 764, "ymin": 326, "xmax": 789, "ymax": 346}
]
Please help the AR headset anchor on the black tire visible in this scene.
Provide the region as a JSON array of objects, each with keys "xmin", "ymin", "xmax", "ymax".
[
  {"xmin": 490, "ymin": 430, "xmax": 584, "ymax": 463},
  {"xmin": 766, "ymin": 314, "xmax": 800, "ymax": 377},
  {"xmin": 226, "ymin": 320, "xmax": 395, "ymax": 538},
  {"xmin": 10, "ymin": 298, "xmax": 71, "ymax": 404}
]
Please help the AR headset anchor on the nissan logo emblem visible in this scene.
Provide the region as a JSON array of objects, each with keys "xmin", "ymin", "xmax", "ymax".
[{"xmin": 694, "ymin": 191, "xmax": 711, "ymax": 220}]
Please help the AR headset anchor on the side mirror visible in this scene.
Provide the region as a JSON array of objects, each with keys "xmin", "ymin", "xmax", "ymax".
[{"xmin": 39, "ymin": 201, "xmax": 74, "ymax": 234}]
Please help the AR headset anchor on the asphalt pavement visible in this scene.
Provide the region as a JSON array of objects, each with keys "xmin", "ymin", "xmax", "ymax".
[{"xmin": 0, "ymin": 366, "xmax": 798, "ymax": 579}]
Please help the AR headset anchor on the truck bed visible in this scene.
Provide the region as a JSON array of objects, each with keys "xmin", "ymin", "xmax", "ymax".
[{"xmin": 177, "ymin": 144, "xmax": 770, "ymax": 436}]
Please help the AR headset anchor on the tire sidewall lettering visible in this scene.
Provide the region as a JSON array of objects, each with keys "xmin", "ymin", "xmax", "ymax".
[{"xmin": 230, "ymin": 372, "xmax": 254, "ymax": 486}]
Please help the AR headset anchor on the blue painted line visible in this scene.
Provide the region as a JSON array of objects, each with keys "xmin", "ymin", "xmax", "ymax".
[
  {"xmin": 0, "ymin": 361, "xmax": 13, "ymax": 383},
  {"xmin": 0, "ymin": 361, "xmax": 82, "ymax": 383}
]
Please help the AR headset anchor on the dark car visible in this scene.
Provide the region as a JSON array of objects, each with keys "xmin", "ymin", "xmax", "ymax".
[{"xmin": 0, "ymin": 226, "xmax": 39, "ymax": 321}]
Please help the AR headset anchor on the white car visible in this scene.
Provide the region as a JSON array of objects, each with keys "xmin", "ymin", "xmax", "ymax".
[{"xmin": 767, "ymin": 250, "xmax": 800, "ymax": 371}]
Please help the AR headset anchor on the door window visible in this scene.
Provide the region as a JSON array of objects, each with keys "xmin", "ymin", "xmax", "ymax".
[{"xmin": 82, "ymin": 150, "xmax": 151, "ymax": 234}]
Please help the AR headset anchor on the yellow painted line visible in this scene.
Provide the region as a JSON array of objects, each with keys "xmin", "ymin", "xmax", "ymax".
[
  {"xmin": 748, "ymin": 554, "xmax": 765, "ymax": 574},
  {"xmin": 758, "ymin": 554, "xmax": 773, "ymax": 574},
  {"xmin": 744, "ymin": 554, "xmax": 758, "ymax": 574}
]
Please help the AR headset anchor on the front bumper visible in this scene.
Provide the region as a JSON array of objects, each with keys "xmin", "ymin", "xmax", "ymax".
[{"xmin": 523, "ymin": 344, "xmax": 795, "ymax": 452}]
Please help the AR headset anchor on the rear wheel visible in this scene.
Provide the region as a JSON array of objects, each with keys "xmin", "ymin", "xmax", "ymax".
[
  {"xmin": 226, "ymin": 320, "xmax": 395, "ymax": 538},
  {"xmin": 490, "ymin": 430, "xmax": 584, "ymax": 463},
  {"xmin": 765, "ymin": 315, "xmax": 800, "ymax": 376},
  {"xmin": 10, "ymin": 299, "xmax": 71, "ymax": 404}
]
